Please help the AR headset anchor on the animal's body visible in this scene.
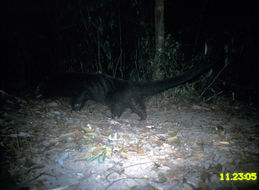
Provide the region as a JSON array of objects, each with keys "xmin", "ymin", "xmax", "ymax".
[{"xmin": 36, "ymin": 64, "xmax": 212, "ymax": 120}]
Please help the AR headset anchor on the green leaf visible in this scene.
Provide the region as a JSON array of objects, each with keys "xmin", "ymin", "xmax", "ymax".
[
  {"xmin": 87, "ymin": 154, "xmax": 100, "ymax": 162},
  {"xmin": 98, "ymin": 152, "xmax": 105, "ymax": 163}
]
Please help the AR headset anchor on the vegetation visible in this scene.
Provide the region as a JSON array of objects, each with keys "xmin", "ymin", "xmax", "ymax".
[{"xmin": 6, "ymin": 0, "xmax": 258, "ymax": 104}]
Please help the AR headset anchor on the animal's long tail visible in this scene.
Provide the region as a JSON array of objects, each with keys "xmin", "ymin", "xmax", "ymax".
[{"xmin": 135, "ymin": 63, "xmax": 213, "ymax": 96}]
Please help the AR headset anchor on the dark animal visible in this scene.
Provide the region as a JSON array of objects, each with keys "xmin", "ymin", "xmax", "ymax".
[{"xmin": 36, "ymin": 64, "xmax": 213, "ymax": 120}]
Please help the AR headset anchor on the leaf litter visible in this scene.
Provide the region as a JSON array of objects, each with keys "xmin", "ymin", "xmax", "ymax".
[{"xmin": 0, "ymin": 98, "xmax": 259, "ymax": 190}]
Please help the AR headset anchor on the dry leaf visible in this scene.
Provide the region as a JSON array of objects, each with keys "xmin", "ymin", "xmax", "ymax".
[
  {"xmin": 120, "ymin": 151, "xmax": 131, "ymax": 158},
  {"xmin": 213, "ymin": 141, "xmax": 229, "ymax": 146}
]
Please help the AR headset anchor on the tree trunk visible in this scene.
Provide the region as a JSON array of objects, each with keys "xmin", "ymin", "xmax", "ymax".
[
  {"xmin": 155, "ymin": 0, "xmax": 164, "ymax": 53},
  {"xmin": 153, "ymin": 0, "xmax": 164, "ymax": 79}
]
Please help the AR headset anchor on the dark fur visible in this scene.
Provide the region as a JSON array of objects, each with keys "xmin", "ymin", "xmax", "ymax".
[{"xmin": 36, "ymin": 64, "xmax": 213, "ymax": 120}]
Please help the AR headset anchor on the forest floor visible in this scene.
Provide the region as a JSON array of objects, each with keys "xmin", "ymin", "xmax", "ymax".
[{"xmin": 1, "ymin": 95, "xmax": 259, "ymax": 190}]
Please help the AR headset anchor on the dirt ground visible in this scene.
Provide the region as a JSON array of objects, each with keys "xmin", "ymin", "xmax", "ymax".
[{"xmin": 1, "ymin": 96, "xmax": 259, "ymax": 190}]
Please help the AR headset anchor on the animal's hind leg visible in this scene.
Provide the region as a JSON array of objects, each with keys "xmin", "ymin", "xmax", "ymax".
[
  {"xmin": 70, "ymin": 91, "xmax": 88, "ymax": 111},
  {"xmin": 109, "ymin": 102, "xmax": 125, "ymax": 119},
  {"xmin": 129, "ymin": 98, "xmax": 147, "ymax": 120}
]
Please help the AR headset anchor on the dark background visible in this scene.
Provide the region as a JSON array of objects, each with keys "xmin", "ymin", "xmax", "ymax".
[{"xmin": 4, "ymin": 0, "xmax": 259, "ymax": 104}]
